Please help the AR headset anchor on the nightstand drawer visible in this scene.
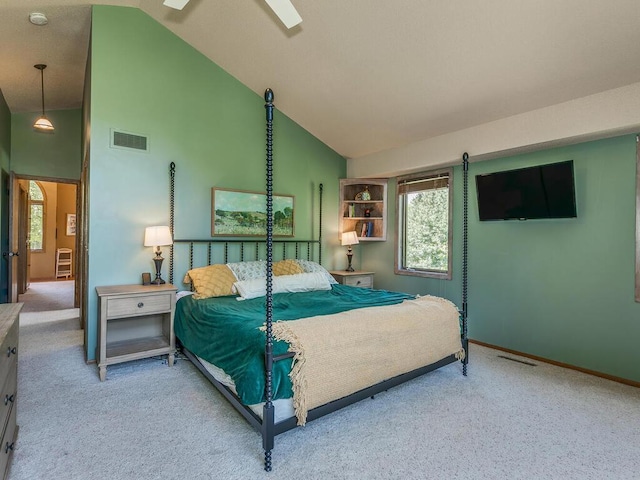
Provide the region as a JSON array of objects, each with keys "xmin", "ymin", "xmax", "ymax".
[
  {"xmin": 106, "ymin": 293, "xmax": 172, "ymax": 319},
  {"xmin": 329, "ymin": 271, "xmax": 375, "ymax": 289},
  {"xmin": 343, "ymin": 275, "xmax": 373, "ymax": 288}
]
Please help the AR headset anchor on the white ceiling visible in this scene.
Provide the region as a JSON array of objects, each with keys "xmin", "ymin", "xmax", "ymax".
[{"xmin": 2, "ymin": 1, "xmax": 640, "ymax": 160}]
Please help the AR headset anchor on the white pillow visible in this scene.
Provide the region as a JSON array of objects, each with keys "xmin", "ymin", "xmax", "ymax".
[
  {"xmin": 226, "ymin": 260, "xmax": 266, "ymax": 281},
  {"xmin": 295, "ymin": 259, "xmax": 338, "ymax": 284},
  {"xmin": 232, "ymin": 272, "xmax": 331, "ymax": 300}
]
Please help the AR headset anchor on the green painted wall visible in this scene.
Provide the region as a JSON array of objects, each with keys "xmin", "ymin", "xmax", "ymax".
[
  {"xmin": 363, "ymin": 135, "xmax": 640, "ymax": 382},
  {"xmin": 86, "ymin": 6, "xmax": 345, "ymax": 360},
  {"xmin": 10, "ymin": 109, "xmax": 82, "ymax": 180}
]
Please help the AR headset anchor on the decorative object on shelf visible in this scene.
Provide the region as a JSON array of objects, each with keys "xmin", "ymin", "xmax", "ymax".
[
  {"xmin": 354, "ymin": 185, "xmax": 371, "ymax": 201},
  {"xmin": 144, "ymin": 225, "xmax": 173, "ymax": 285},
  {"xmin": 364, "ymin": 208, "xmax": 371, "ymax": 217},
  {"xmin": 341, "ymin": 231, "xmax": 359, "ymax": 272},
  {"xmin": 33, "ymin": 64, "xmax": 55, "ymax": 132}
]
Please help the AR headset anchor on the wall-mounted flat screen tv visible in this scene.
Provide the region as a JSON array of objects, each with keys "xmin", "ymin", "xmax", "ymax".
[{"xmin": 475, "ymin": 160, "xmax": 577, "ymax": 221}]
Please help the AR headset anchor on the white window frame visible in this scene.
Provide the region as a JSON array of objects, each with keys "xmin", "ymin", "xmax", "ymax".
[{"xmin": 395, "ymin": 167, "xmax": 453, "ymax": 280}]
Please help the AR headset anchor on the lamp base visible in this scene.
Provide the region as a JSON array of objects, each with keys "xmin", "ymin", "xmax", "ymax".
[
  {"xmin": 152, "ymin": 255, "xmax": 166, "ymax": 285},
  {"xmin": 345, "ymin": 251, "xmax": 354, "ymax": 272}
]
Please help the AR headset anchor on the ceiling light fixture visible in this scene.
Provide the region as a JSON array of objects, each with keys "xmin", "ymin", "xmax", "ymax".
[
  {"xmin": 33, "ymin": 64, "xmax": 54, "ymax": 133},
  {"xmin": 29, "ymin": 12, "xmax": 49, "ymax": 26}
]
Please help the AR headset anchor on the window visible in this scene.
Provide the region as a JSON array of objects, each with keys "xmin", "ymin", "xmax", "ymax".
[
  {"xmin": 29, "ymin": 181, "xmax": 45, "ymax": 252},
  {"xmin": 396, "ymin": 168, "xmax": 453, "ymax": 279}
]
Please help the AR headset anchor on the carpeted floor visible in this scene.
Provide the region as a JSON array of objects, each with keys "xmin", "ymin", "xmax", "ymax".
[
  {"xmin": 9, "ymin": 311, "xmax": 640, "ymax": 480},
  {"xmin": 17, "ymin": 280, "xmax": 75, "ymax": 312}
]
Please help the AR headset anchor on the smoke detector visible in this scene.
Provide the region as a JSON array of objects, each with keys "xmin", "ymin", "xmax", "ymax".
[{"xmin": 29, "ymin": 12, "xmax": 49, "ymax": 26}]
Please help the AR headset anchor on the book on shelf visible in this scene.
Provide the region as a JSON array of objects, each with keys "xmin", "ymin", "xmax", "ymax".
[
  {"xmin": 348, "ymin": 204, "xmax": 355, "ymax": 217},
  {"xmin": 359, "ymin": 221, "xmax": 374, "ymax": 237}
]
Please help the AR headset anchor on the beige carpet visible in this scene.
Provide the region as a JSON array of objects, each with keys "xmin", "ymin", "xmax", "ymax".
[
  {"xmin": 10, "ymin": 311, "xmax": 640, "ymax": 480},
  {"xmin": 17, "ymin": 280, "xmax": 74, "ymax": 312}
]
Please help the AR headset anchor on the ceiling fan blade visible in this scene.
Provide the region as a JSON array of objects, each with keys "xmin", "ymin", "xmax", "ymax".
[
  {"xmin": 264, "ymin": 0, "xmax": 302, "ymax": 29},
  {"xmin": 163, "ymin": 0, "xmax": 190, "ymax": 10}
]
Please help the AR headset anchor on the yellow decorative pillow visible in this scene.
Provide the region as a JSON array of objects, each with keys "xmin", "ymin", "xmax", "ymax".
[
  {"xmin": 186, "ymin": 264, "xmax": 238, "ymax": 299},
  {"xmin": 273, "ymin": 259, "xmax": 304, "ymax": 276}
]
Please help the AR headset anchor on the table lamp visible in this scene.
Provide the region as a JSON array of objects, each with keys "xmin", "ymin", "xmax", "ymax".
[
  {"xmin": 144, "ymin": 226, "xmax": 173, "ymax": 285},
  {"xmin": 341, "ymin": 231, "xmax": 359, "ymax": 272}
]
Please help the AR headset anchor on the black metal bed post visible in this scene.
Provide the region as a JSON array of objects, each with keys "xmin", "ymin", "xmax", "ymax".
[
  {"xmin": 462, "ymin": 152, "xmax": 470, "ymax": 376},
  {"xmin": 169, "ymin": 162, "xmax": 176, "ymax": 286},
  {"xmin": 262, "ymin": 88, "xmax": 275, "ymax": 472},
  {"xmin": 318, "ymin": 183, "xmax": 323, "ymax": 264}
]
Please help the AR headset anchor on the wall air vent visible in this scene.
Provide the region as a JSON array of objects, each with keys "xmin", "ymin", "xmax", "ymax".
[{"xmin": 110, "ymin": 129, "xmax": 149, "ymax": 152}]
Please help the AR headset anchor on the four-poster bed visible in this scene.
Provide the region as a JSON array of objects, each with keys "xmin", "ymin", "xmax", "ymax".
[{"xmin": 167, "ymin": 89, "xmax": 470, "ymax": 472}]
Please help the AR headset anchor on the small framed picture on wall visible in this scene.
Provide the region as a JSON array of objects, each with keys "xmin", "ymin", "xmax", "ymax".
[{"xmin": 66, "ymin": 214, "xmax": 76, "ymax": 236}]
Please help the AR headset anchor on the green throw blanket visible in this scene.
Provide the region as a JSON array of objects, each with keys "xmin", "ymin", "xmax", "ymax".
[{"xmin": 174, "ymin": 284, "xmax": 414, "ymax": 405}]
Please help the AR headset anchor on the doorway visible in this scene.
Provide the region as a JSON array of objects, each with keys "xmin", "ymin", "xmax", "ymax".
[{"xmin": 12, "ymin": 177, "xmax": 80, "ymax": 314}]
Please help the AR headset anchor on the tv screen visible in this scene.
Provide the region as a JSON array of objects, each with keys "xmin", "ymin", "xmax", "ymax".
[{"xmin": 475, "ymin": 160, "xmax": 577, "ymax": 221}]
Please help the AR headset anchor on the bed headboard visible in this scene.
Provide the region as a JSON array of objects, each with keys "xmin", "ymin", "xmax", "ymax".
[{"xmin": 167, "ymin": 162, "xmax": 323, "ymax": 286}]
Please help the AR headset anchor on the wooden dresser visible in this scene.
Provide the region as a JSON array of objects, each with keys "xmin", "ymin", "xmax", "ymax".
[{"xmin": 0, "ymin": 303, "xmax": 21, "ymax": 479}]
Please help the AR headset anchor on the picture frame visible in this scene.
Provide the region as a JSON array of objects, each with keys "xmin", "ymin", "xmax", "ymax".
[
  {"xmin": 66, "ymin": 213, "xmax": 76, "ymax": 236},
  {"xmin": 212, "ymin": 188, "xmax": 294, "ymax": 237}
]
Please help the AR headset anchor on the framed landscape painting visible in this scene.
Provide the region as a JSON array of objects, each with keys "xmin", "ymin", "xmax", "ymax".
[{"xmin": 211, "ymin": 188, "xmax": 294, "ymax": 237}]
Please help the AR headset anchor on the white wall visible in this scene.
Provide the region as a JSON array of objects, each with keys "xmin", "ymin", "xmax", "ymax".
[{"xmin": 348, "ymin": 82, "xmax": 640, "ymax": 177}]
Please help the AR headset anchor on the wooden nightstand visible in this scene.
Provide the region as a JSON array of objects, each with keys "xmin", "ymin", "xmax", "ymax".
[
  {"xmin": 329, "ymin": 271, "xmax": 374, "ymax": 289},
  {"xmin": 96, "ymin": 284, "xmax": 177, "ymax": 381}
]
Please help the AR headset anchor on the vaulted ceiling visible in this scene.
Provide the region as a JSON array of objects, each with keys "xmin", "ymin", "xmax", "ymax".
[{"xmin": 2, "ymin": 1, "xmax": 640, "ymax": 159}]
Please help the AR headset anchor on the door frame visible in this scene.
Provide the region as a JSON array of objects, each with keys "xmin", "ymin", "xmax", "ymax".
[{"xmin": 8, "ymin": 174, "xmax": 84, "ymax": 319}]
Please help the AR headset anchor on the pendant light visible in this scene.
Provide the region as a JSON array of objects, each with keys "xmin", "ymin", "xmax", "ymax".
[{"xmin": 33, "ymin": 64, "xmax": 54, "ymax": 132}]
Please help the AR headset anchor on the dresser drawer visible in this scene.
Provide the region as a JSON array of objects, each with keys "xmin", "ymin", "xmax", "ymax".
[
  {"xmin": 0, "ymin": 364, "xmax": 16, "ymax": 436},
  {"xmin": 106, "ymin": 293, "xmax": 172, "ymax": 319},
  {"xmin": 0, "ymin": 322, "xmax": 17, "ymax": 388},
  {"xmin": 343, "ymin": 275, "xmax": 373, "ymax": 288},
  {"xmin": 0, "ymin": 403, "xmax": 16, "ymax": 479}
]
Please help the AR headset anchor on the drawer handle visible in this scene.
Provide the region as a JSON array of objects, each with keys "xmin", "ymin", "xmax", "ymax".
[
  {"xmin": 4, "ymin": 394, "xmax": 14, "ymax": 406},
  {"xmin": 4, "ymin": 442, "xmax": 13, "ymax": 454},
  {"xmin": 137, "ymin": 302, "xmax": 144, "ymax": 308},
  {"xmin": 6, "ymin": 347, "xmax": 16, "ymax": 357}
]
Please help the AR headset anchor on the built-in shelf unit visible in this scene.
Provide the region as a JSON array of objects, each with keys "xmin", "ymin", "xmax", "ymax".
[{"xmin": 339, "ymin": 178, "xmax": 388, "ymax": 242}]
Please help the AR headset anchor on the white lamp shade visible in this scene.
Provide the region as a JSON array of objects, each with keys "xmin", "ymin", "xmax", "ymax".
[
  {"xmin": 163, "ymin": 0, "xmax": 191, "ymax": 10},
  {"xmin": 341, "ymin": 231, "xmax": 359, "ymax": 246},
  {"xmin": 33, "ymin": 116, "xmax": 54, "ymax": 131},
  {"xmin": 144, "ymin": 226, "xmax": 173, "ymax": 247}
]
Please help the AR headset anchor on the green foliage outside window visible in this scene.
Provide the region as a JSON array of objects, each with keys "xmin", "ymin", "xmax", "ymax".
[
  {"xmin": 405, "ymin": 188, "xmax": 449, "ymax": 271},
  {"xmin": 397, "ymin": 168, "xmax": 452, "ymax": 279},
  {"xmin": 29, "ymin": 181, "xmax": 45, "ymax": 252}
]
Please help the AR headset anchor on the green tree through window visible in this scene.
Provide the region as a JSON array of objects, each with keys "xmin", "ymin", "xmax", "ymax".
[
  {"xmin": 396, "ymin": 168, "xmax": 453, "ymax": 279},
  {"xmin": 29, "ymin": 181, "xmax": 45, "ymax": 252}
]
